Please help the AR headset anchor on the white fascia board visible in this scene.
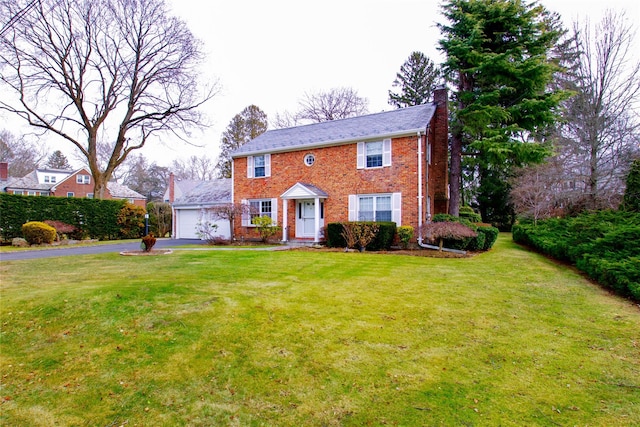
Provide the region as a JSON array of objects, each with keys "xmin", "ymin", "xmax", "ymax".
[{"xmin": 230, "ymin": 128, "xmax": 426, "ymax": 158}]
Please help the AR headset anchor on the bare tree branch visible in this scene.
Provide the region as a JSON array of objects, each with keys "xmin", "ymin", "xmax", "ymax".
[{"xmin": 0, "ymin": 0, "xmax": 218, "ymax": 198}]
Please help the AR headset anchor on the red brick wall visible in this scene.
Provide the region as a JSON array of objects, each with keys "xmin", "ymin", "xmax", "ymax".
[
  {"xmin": 52, "ymin": 171, "xmax": 95, "ymax": 198},
  {"xmin": 51, "ymin": 170, "xmax": 146, "ymax": 207},
  {"xmin": 233, "ymin": 97, "xmax": 449, "ymax": 240}
]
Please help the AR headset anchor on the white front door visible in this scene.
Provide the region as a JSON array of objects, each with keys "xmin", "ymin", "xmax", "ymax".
[{"xmin": 297, "ymin": 200, "xmax": 317, "ymax": 238}]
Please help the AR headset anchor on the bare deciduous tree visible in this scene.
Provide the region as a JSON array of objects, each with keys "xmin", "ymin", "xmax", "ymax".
[
  {"xmin": 206, "ymin": 203, "xmax": 250, "ymax": 242},
  {"xmin": 0, "ymin": 130, "xmax": 48, "ymax": 176},
  {"xmin": 556, "ymin": 10, "xmax": 640, "ymax": 209},
  {"xmin": 273, "ymin": 87, "xmax": 368, "ymax": 128},
  {"xmin": 171, "ymin": 155, "xmax": 217, "ymax": 181},
  {"xmin": 297, "ymin": 87, "xmax": 368, "ymax": 122},
  {"xmin": 0, "ymin": 0, "xmax": 217, "ymax": 198}
]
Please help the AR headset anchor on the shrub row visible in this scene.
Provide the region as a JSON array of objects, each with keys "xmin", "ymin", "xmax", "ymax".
[
  {"xmin": 0, "ymin": 193, "xmax": 143, "ymax": 241},
  {"xmin": 326, "ymin": 222, "xmax": 396, "ymax": 250},
  {"xmin": 512, "ymin": 210, "xmax": 640, "ymax": 302}
]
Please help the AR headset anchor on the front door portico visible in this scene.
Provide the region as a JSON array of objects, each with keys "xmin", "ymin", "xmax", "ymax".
[{"xmin": 281, "ymin": 183, "xmax": 328, "ymax": 242}]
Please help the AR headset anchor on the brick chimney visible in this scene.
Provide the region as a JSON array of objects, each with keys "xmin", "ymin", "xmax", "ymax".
[
  {"xmin": 168, "ymin": 172, "xmax": 175, "ymax": 202},
  {"xmin": 0, "ymin": 162, "xmax": 8, "ymax": 181},
  {"xmin": 430, "ymin": 85, "xmax": 449, "ymax": 215}
]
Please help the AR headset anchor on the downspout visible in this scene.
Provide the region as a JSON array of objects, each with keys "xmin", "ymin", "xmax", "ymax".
[
  {"xmin": 417, "ymin": 131, "xmax": 423, "ymax": 242},
  {"xmin": 417, "ymin": 129, "xmax": 428, "ymax": 245},
  {"xmin": 417, "ymin": 127, "xmax": 465, "ymax": 254}
]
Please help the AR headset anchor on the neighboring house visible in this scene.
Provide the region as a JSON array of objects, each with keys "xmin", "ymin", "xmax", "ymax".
[
  {"xmin": 0, "ymin": 163, "xmax": 146, "ymax": 207},
  {"xmin": 230, "ymin": 87, "xmax": 449, "ymax": 243},
  {"xmin": 166, "ymin": 173, "xmax": 232, "ymax": 239}
]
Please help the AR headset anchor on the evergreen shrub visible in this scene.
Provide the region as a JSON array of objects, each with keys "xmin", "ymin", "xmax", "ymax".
[
  {"xmin": 21, "ymin": 221, "xmax": 57, "ymax": 245},
  {"xmin": 512, "ymin": 210, "xmax": 640, "ymax": 302},
  {"xmin": 326, "ymin": 221, "xmax": 396, "ymax": 250},
  {"xmin": 459, "ymin": 205, "xmax": 482, "ymax": 223}
]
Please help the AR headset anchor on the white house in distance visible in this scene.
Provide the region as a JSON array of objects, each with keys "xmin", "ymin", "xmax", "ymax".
[{"xmin": 165, "ymin": 173, "xmax": 232, "ymax": 239}]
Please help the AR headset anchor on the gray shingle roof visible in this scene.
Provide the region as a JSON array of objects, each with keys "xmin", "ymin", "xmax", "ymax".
[
  {"xmin": 231, "ymin": 103, "xmax": 436, "ymax": 157},
  {"xmin": 107, "ymin": 182, "xmax": 145, "ymax": 200},
  {"xmin": 172, "ymin": 178, "xmax": 231, "ymax": 207}
]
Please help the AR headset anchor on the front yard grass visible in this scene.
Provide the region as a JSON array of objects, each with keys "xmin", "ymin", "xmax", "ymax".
[{"xmin": 0, "ymin": 235, "xmax": 638, "ymax": 426}]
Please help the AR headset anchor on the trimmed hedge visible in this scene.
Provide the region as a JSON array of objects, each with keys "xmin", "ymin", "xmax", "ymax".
[
  {"xmin": 0, "ymin": 193, "xmax": 132, "ymax": 241},
  {"xmin": 512, "ymin": 210, "xmax": 640, "ymax": 302},
  {"xmin": 326, "ymin": 221, "xmax": 397, "ymax": 250}
]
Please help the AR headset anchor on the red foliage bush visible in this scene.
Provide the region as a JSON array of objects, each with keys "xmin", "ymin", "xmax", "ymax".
[{"xmin": 421, "ymin": 222, "xmax": 477, "ymax": 250}]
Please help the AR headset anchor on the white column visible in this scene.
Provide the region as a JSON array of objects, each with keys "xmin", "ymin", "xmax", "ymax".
[
  {"xmin": 282, "ymin": 199, "xmax": 288, "ymax": 242},
  {"xmin": 314, "ymin": 197, "xmax": 321, "ymax": 242}
]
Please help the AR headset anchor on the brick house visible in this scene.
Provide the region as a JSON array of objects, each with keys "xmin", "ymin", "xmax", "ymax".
[
  {"xmin": 230, "ymin": 87, "xmax": 449, "ymax": 244},
  {"xmin": 0, "ymin": 164, "xmax": 146, "ymax": 207}
]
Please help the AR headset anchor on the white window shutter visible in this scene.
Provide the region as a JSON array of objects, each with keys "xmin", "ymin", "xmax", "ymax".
[
  {"xmin": 247, "ymin": 156, "xmax": 254, "ymax": 178},
  {"xmin": 383, "ymin": 138, "xmax": 392, "ymax": 167},
  {"xmin": 241, "ymin": 199, "xmax": 249, "ymax": 226},
  {"xmin": 348, "ymin": 195, "xmax": 357, "ymax": 221},
  {"xmin": 271, "ymin": 198, "xmax": 278, "ymax": 223},
  {"xmin": 356, "ymin": 142, "xmax": 365, "ymax": 169},
  {"xmin": 265, "ymin": 154, "xmax": 271, "ymax": 177},
  {"xmin": 392, "ymin": 192, "xmax": 402, "ymax": 225}
]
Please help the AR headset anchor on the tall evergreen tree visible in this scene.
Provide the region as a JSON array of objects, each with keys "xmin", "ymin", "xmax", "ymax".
[
  {"xmin": 622, "ymin": 158, "xmax": 640, "ymax": 212},
  {"xmin": 438, "ymin": 0, "xmax": 566, "ymax": 226},
  {"xmin": 388, "ymin": 51, "xmax": 441, "ymax": 108},
  {"xmin": 215, "ymin": 105, "xmax": 268, "ymax": 178},
  {"xmin": 45, "ymin": 150, "xmax": 71, "ymax": 170}
]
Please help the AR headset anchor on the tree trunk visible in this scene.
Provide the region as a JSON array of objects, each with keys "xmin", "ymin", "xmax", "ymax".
[{"xmin": 449, "ymin": 131, "xmax": 462, "ymax": 216}]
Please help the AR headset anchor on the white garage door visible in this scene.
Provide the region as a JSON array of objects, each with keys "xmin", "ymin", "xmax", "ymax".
[{"xmin": 175, "ymin": 208, "xmax": 230, "ymax": 240}]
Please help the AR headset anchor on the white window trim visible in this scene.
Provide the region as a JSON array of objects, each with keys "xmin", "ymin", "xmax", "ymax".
[
  {"xmin": 241, "ymin": 198, "xmax": 278, "ymax": 227},
  {"xmin": 247, "ymin": 154, "xmax": 271, "ymax": 178},
  {"xmin": 348, "ymin": 192, "xmax": 401, "ymax": 225},
  {"xmin": 357, "ymin": 139, "xmax": 392, "ymax": 169},
  {"xmin": 76, "ymin": 174, "xmax": 90, "ymax": 184}
]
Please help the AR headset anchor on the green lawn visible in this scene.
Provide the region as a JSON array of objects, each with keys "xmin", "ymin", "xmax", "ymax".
[{"xmin": 0, "ymin": 235, "xmax": 638, "ymax": 426}]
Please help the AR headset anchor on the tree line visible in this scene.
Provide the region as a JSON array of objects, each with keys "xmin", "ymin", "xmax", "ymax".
[{"xmin": 1, "ymin": 0, "xmax": 638, "ymax": 227}]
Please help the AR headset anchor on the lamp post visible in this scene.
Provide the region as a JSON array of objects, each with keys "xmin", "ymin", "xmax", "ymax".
[{"xmin": 144, "ymin": 213, "xmax": 149, "ymax": 236}]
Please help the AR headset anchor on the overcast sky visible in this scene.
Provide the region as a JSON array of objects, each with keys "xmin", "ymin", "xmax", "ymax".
[
  {"xmin": 3, "ymin": 0, "xmax": 639, "ymax": 169},
  {"xmin": 155, "ymin": 0, "xmax": 639, "ymax": 167}
]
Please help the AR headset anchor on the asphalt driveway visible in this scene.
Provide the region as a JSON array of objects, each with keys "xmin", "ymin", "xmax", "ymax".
[{"xmin": 0, "ymin": 239, "xmax": 205, "ymax": 261}]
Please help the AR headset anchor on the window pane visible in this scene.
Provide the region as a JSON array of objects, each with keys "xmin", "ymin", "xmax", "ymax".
[
  {"xmin": 376, "ymin": 196, "xmax": 391, "ymax": 211},
  {"xmin": 254, "ymin": 155, "xmax": 265, "ymax": 177},
  {"xmin": 358, "ymin": 196, "xmax": 374, "ymax": 221},
  {"xmin": 261, "ymin": 200, "xmax": 272, "ymax": 218},
  {"xmin": 376, "ymin": 196, "xmax": 392, "ymax": 221},
  {"xmin": 366, "ymin": 142, "xmax": 383, "ymax": 168}
]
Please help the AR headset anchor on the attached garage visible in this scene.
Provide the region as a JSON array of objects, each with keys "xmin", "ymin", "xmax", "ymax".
[{"xmin": 171, "ymin": 179, "xmax": 232, "ymax": 240}]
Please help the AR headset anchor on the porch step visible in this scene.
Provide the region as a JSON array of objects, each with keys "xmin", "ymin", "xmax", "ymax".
[{"xmin": 284, "ymin": 239, "xmax": 326, "ymax": 248}]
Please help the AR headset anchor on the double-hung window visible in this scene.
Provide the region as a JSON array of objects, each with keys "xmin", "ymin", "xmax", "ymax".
[
  {"xmin": 366, "ymin": 141, "xmax": 383, "ymax": 168},
  {"xmin": 247, "ymin": 154, "xmax": 271, "ymax": 178},
  {"xmin": 250, "ymin": 199, "xmax": 272, "ymax": 221},
  {"xmin": 348, "ymin": 193, "xmax": 402, "ymax": 225},
  {"xmin": 242, "ymin": 198, "xmax": 278, "ymax": 227},
  {"xmin": 357, "ymin": 195, "xmax": 392, "ymax": 221},
  {"xmin": 357, "ymin": 139, "xmax": 392, "ymax": 169},
  {"xmin": 77, "ymin": 174, "xmax": 90, "ymax": 184}
]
